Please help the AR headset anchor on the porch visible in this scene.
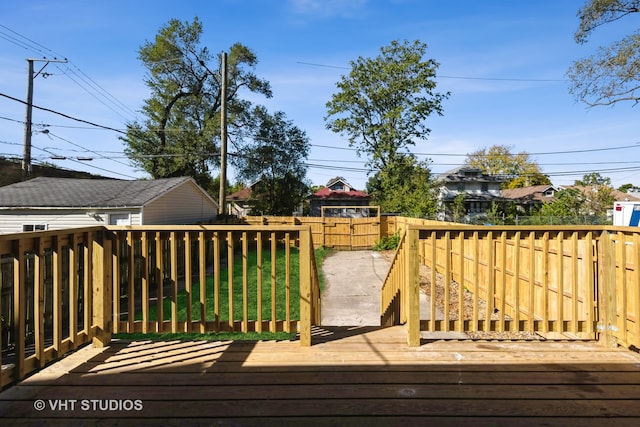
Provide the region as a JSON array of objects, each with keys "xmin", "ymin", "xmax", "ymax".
[
  {"xmin": 1, "ymin": 218, "xmax": 640, "ymax": 424},
  {"xmin": 1, "ymin": 326, "xmax": 640, "ymax": 425}
]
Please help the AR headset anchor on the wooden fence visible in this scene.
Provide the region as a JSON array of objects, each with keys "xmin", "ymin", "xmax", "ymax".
[
  {"xmin": 381, "ymin": 224, "xmax": 640, "ymax": 348},
  {"xmin": 240, "ymin": 216, "xmax": 382, "ymax": 250},
  {"xmin": 0, "ymin": 225, "xmax": 320, "ymax": 388}
]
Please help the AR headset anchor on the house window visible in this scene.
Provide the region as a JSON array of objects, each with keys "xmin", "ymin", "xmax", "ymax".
[
  {"xmin": 23, "ymin": 224, "xmax": 47, "ymax": 232},
  {"xmin": 481, "ymin": 183, "xmax": 489, "ymax": 192},
  {"xmin": 457, "ymin": 183, "xmax": 465, "ymax": 192},
  {"xmin": 109, "ymin": 213, "xmax": 131, "ymax": 226}
]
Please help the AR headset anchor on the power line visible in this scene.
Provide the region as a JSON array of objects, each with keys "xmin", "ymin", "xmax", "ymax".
[
  {"xmin": 295, "ymin": 61, "xmax": 568, "ymax": 82},
  {"xmin": 0, "ymin": 24, "xmax": 66, "ymax": 58},
  {"xmin": 0, "ymin": 91, "xmax": 127, "ymax": 134}
]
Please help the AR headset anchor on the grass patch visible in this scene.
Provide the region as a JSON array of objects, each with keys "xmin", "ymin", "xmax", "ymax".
[
  {"xmin": 113, "ymin": 331, "xmax": 296, "ymax": 342},
  {"xmin": 145, "ymin": 245, "xmax": 300, "ymax": 322}
]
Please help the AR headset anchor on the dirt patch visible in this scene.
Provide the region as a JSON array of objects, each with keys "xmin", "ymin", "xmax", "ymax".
[{"xmin": 379, "ymin": 250, "xmax": 541, "ymax": 340}]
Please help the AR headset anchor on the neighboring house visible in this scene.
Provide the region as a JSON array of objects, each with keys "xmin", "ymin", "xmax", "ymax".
[
  {"xmin": 437, "ymin": 166, "xmax": 506, "ymax": 221},
  {"xmin": 226, "ymin": 185, "xmax": 254, "ymax": 217},
  {"xmin": 0, "ymin": 176, "xmax": 218, "ymax": 234},
  {"xmin": 560, "ymin": 185, "xmax": 640, "ymax": 219},
  {"xmin": 560, "ymin": 185, "xmax": 640, "ymax": 203},
  {"xmin": 309, "ymin": 177, "xmax": 371, "ymax": 217},
  {"xmin": 501, "ymin": 185, "xmax": 558, "ymax": 215}
]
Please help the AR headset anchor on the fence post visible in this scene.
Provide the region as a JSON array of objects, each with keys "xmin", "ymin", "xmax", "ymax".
[
  {"xmin": 597, "ymin": 230, "xmax": 618, "ymax": 348},
  {"xmin": 92, "ymin": 230, "xmax": 113, "ymax": 348},
  {"xmin": 299, "ymin": 226, "xmax": 312, "ymax": 346},
  {"xmin": 406, "ymin": 227, "xmax": 420, "ymax": 346}
]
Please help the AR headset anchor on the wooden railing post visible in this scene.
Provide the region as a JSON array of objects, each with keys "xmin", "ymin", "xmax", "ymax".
[
  {"xmin": 597, "ymin": 230, "xmax": 618, "ymax": 348},
  {"xmin": 406, "ymin": 227, "xmax": 420, "ymax": 347},
  {"xmin": 299, "ymin": 226, "xmax": 312, "ymax": 346},
  {"xmin": 92, "ymin": 230, "xmax": 112, "ymax": 348}
]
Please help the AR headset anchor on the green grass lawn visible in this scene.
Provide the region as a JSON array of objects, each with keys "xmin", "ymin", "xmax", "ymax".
[
  {"xmin": 143, "ymin": 245, "xmax": 301, "ymax": 322},
  {"xmin": 120, "ymin": 245, "xmax": 331, "ymax": 342}
]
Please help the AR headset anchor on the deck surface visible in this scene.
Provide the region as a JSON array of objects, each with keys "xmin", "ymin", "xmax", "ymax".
[{"xmin": 2, "ymin": 326, "xmax": 640, "ymax": 426}]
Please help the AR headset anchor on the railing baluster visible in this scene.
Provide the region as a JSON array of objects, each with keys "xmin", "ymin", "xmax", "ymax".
[
  {"xmin": 141, "ymin": 231, "xmax": 149, "ymax": 334},
  {"xmin": 198, "ymin": 231, "xmax": 206, "ymax": 333},
  {"xmin": 34, "ymin": 237, "xmax": 44, "ymax": 368},
  {"xmin": 557, "ymin": 232, "xmax": 564, "ymax": 333},
  {"xmin": 256, "ymin": 232, "xmax": 263, "ymax": 333},
  {"xmin": 227, "ymin": 231, "xmax": 234, "ymax": 332},
  {"xmin": 285, "ymin": 232, "xmax": 291, "ymax": 333},
  {"xmin": 127, "ymin": 231, "xmax": 135, "ymax": 334},
  {"xmin": 271, "ymin": 232, "xmax": 277, "ymax": 332},
  {"xmin": 185, "ymin": 231, "xmax": 192, "ymax": 333},
  {"xmin": 213, "ymin": 231, "xmax": 220, "ymax": 331},
  {"xmin": 242, "ymin": 231, "xmax": 249, "ymax": 333},
  {"xmin": 513, "ymin": 231, "xmax": 521, "ymax": 333},
  {"xmin": 155, "ymin": 232, "xmax": 164, "ymax": 333},
  {"xmin": 528, "ymin": 231, "xmax": 535, "ymax": 333}
]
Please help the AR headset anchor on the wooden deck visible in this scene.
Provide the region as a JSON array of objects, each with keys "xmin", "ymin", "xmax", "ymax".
[{"xmin": 2, "ymin": 326, "xmax": 640, "ymax": 426}]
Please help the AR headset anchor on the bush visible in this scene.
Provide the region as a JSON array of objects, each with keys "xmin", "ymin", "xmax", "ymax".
[{"xmin": 373, "ymin": 233, "xmax": 400, "ymax": 251}]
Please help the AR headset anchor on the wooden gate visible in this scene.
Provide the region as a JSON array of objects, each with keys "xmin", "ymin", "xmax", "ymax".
[
  {"xmin": 241, "ymin": 209, "xmax": 382, "ymax": 250},
  {"xmin": 322, "ymin": 217, "xmax": 380, "ymax": 250}
]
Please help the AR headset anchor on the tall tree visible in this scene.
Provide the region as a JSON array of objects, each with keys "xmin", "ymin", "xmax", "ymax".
[
  {"xmin": 325, "ymin": 39, "xmax": 448, "ymax": 216},
  {"xmin": 234, "ymin": 108, "xmax": 310, "ymax": 216},
  {"xmin": 366, "ymin": 154, "xmax": 438, "ymax": 217},
  {"xmin": 122, "ymin": 18, "xmax": 272, "ymax": 190},
  {"xmin": 464, "ymin": 144, "xmax": 551, "ymax": 188},
  {"xmin": 568, "ymin": 0, "xmax": 640, "ymax": 107},
  {"xmin": 574, "ymin": 172, "xmax": 612, "ymax": 186}
]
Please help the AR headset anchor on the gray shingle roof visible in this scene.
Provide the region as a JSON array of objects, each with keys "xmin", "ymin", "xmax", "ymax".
[{"xmin": 0, "ymin": 177, "xmax": 194, "ymax": 208}]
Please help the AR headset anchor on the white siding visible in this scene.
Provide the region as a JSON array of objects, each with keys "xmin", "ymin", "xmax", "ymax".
[
  {"xmin": 143, "ymin": 181, "xmax": 218, "ymax": 224},
  {"xmin": 0, "ymin": 208, "xmax": 141, "ymax": 234}
]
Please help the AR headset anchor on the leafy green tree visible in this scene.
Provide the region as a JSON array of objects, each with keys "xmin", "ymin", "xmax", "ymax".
[
  {"xmin": 366, "ymin": 154, "xmax": 438, "ymax": 217},
  {"xmin": 464, "ymin": 144, "xmax": 551, "ymax": 189},
  {"xmin": 451, "ymin": 193, "xmax": 467, "ymax": 223},
  {"xmin": 574, "ymin": 172, "xmax": 612, "ymax": 186},
  {"xmin": 582, "ymin": 184, "xmax": 616, "ymax": 216},
  {"xmin": 234, "ymin": 108, "xmax": 310, "ymax": 216},
  {"xmin": 122, "ymin": 18, "xmax": 272, "ymax": 190},
  {"xmin": 568, "ymin": 0, "xmax": 640, "ymax": 107},
  {"xmin": 619, "ymin": 183, "xmax": 640, "ymax": 193},
  {"xmin": 325, "ymin": 40, "xmax": 448, "ymax": 200},
  {"xmin": 539, "ymin": 188, "xmax": 585, "ymax": 217}
]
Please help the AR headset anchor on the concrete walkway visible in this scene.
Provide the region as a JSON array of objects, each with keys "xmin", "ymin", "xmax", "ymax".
[{"xmin": 320, "ymin": 250, "xmax": 436, "ymax": 327}]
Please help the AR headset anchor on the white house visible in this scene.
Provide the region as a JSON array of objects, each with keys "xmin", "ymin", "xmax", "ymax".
[{"xmin": 0, "ymin": 176, "xmax": 218, "ymax": 234}]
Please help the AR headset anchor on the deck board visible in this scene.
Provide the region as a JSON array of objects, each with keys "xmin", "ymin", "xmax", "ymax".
[{"xmin": 2, "ymin": 326, "xmax": 640, "ymax": 426}]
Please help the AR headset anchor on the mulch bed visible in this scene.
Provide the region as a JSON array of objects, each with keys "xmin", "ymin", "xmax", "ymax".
[{"xmin": 380, "ymin": 250, "xmax": 542, "ymax": 340}]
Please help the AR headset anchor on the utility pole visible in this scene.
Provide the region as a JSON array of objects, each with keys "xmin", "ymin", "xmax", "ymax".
[
  {"xmin": 218, "ymin": 52, "xmax": 228, "ymax": 216},
  {"xmin": 23, "ymin": 57, "xmax": 67, "ymax": 178}
]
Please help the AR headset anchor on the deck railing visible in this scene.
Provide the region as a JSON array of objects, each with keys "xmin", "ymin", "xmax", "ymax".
[
  {"xmin": 381, "ymin": 224, "xmax": 640, "ymax": 348},
  {"xmin": 0, "ymin": 227, "xmax": 104, "ymax": 387},
  {"xmin": 2, "ymin": 218, "xmax": 639, "ymax": 386},
  {"xmin": 0, "ymin": 225, "xmax": 320, "ymax": 388}
]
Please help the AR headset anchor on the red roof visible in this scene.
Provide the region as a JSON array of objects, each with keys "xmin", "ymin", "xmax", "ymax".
[{"xmin": 311, "ymin": 187, "xmax": 369, "ymax": 199}]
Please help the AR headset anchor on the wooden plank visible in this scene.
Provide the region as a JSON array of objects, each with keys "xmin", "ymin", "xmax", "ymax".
[
  {"xmin": 198, "ymin": 231, "xmax": 206, "ymax": 333},
  {"xmin": 6, "ymin": 383, "xmax": 640, "ymax": 402},
  {"xmin": 3, "ymin": 397, "xmax": 640, "ymax": 419}
]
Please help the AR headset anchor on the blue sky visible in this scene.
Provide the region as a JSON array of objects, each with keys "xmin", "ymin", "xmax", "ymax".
[{"xmin": 1, "ymin": 0, "xmax": 639, "ymax": 191}]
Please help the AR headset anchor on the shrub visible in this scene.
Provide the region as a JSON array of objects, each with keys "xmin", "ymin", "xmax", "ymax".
[{"xmin": 373, "ymin": 233, "xmax": 400, "ymax": 251}]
